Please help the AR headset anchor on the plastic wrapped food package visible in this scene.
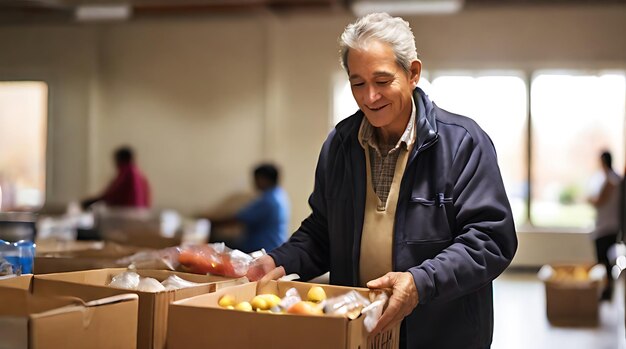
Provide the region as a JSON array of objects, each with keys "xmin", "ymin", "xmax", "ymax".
[
  {"xmin": 137, "ymin": 277, "xmax": 166, "ymax": 292},
  {"xmin": 108, "ymin": 271, "xmax": 205, "ymax": 292},
  {"xmin": 178, "ymin": 243, "xmax": 260, "ymax": 277},
  {"xmin": 161, "ymin": 274, "xmax": 204, "ymax": 290},
  {"xmin": 118, "ymin": 242, "xmax": 262, "ymax": 278},
  {"xmin": 362, "ymin": 291, "xmax": 389, "ymax": 332},
  {"xmin": 323, "ymin": 290, "xmax": 371, "ymax": 319},
  {"xmin": 109, "ymin": 271, "xmax": 141, "ymax": 290},
  {"xmin": 117, "ymin": 247, "xmax": 181, "ymax": 271}
]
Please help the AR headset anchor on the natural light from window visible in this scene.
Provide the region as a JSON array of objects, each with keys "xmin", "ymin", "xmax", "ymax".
[
  {"xmin": 531, "ymin": 72, "xmax": 625, "ymax": 229},
  {"xmin": 0, "ymin": 81, "xmax": 48, "ymax": 211}
]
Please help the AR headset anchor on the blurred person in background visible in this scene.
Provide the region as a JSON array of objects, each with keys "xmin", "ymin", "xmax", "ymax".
[
  {"xmin": 209, "ymin": 163, "xmax": 289, "ymax": 253},
  {"xmin": 248, "ymin": 12, "xmax": 517, "ymax": 349},
  {"xmin": 588, "ymin": 150, "xmax": 622, "ymax": 300},
  {"xmin": 81, "ymin": 146, "xmax": 151, "ymax": 209}
]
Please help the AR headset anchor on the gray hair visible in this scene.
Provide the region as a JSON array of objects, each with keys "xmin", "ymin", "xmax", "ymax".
[{"xmin": 339, "ymin": 12, "xmax": 419, "ymax": 74}]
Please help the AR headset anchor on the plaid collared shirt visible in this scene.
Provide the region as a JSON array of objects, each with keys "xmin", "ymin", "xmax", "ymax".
[{"xmin": 358, "ymin": 98, "xmax": 417, "ymax": 208}]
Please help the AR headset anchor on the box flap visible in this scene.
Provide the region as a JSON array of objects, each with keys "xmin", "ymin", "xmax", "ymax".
[
  {"xmin": 0, "ymin": 274, "xmax": 33, "ymax": 291},
  {"xmin": 0, "ymin": 287, "xmax": 81, "ymax": 317},
  {"xmin": 29, "ymin": 294, "xmax": 138, "ymax": 349},
  {"xmin": 34, "ymin": 268, "xmax": 230, "ymax": 349}
]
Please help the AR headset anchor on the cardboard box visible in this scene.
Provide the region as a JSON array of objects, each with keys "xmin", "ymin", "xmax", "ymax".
[
  {"xmin": 544, "ymin": 264, "xmax": 603, "ymax": 326},
  {"xmin": 34, "ymin": 243, "xmax": 147, "ymax": 274},
  {"xmin": 33, "ymin": 268, "xmax": 245, "ymax": 349},
  {"xmin": 167, "ymin": 280, "xmax": 400, "ymax": 349},
  {"xmin": 96, "ymin": 208, "xmax": 182, "ymax": 249},
  {"xmin": 0, "ymin": 276, "xmax": 139, "ymax": 349},
  {"xmin": 35, "ymin": 240, "xmax": 106, "ymax": 255},
  {"xmin": 0, "ymin": 274, "xmax": 33, "ymax": 290}
]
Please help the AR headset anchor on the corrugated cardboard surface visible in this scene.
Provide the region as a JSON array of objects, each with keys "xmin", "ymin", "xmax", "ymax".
[
  {"xmin": 167, "ymin": 280, "xmax": 400, "ymax": 349},
  {"xmin": 544, "ymin": 264, "xmax": 603, "ymax": 327},
  {"xmin": 0, "ymin": 284, "xmax": 138, "ymax": 349},
  {"xmin": 33, "ymin": 268, "xmax": 245, "ymax": 349},
  {"xmin": 0, "ymin": 274, "xmax": 33, "ymax": 290}
]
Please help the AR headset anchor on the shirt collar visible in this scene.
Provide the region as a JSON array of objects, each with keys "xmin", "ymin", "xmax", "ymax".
[{"xmin": 358, "ymin": 96, "xmax": 417, "ymax": 152}]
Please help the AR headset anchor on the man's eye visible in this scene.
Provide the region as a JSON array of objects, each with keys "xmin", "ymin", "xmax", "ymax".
[
  {"xmin": 376, "ymin": 80, "xmax": 391, "ymax": 85},
  {"xmin": 351, "ymin": 82, "xmax": 364, "ymax": 87}
]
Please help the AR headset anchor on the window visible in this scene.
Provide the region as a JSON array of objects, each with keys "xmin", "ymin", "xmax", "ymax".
[
  {"xmin": 530, "ymin": 72, "xmax": 625, "ymax": 228},
  {"xmin": 331, "ymin": 69, "xmax": 626, "ymax": 230},
  {"xmin": 0, "ymin": 81, "xmax": 48, "ymax": 211},
  {"xmin": 332, "ymin": 72, "xmax": 359, "ymax": 126}
]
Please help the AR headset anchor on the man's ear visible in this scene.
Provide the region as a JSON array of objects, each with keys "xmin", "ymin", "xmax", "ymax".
[{"xmin": 410, "ymin": 60, "xmax": 422, "ymax": 88}]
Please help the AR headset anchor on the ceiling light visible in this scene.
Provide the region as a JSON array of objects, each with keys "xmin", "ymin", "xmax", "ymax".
[
  {"xmin": 75, "ymin": 4, "xmax": 132, "ymax": 22},
  {"xmin": 351, "ymin": 0, "xmax": 464, "ymax": 16}
]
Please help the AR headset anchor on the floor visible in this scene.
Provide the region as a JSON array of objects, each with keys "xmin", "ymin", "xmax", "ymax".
[{"xmin": 492, "ymin": 271, "xmax": 625, "ymax": 349}]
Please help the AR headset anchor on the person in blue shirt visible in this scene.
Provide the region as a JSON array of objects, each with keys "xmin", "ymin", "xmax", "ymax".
[{"xmin": 211, "ymin": 163, "xmax": 290, "ymax": 253}]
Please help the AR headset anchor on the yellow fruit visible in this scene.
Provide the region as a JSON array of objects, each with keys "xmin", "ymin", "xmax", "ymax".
[
  {"xmin": 307, "ymin": 286, "xmax": 327, "ymax": 303},
  {"xmin": 235, "ymin": 301, "xmax": 253, "ymax": 312},
  {"xmin": 573, "ymin": 266, "xmax": 588, "ymax": 281},
  {"xmin": 250, "ymin": 295, "xmax": 270, "ymax": 310},
  {"xmin": 218, "ymin": 294, "xmax": 237, "ymax": 308},
  {"xmin": 258, "ymin": 294, "xmax": 282, "ymax": 308},
  {"xmin": 226, "ymin": 305, "xmax": 234, "ymax": 310}
]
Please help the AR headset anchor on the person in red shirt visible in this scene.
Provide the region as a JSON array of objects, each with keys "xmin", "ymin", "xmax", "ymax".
[{"xmin": 81, "ymin": 146, "xmax": 151, "ymax": 209}]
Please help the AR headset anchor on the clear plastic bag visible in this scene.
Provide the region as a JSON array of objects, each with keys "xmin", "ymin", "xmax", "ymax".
[
  {"xmin": 279, "ymin": 287, "xmax": 302, "ymax": 311},
  {"xmin": 362, "ymin": 291, "xmax": 389, "ymax": 332},
  {"xmin": 109, "ymin": 271, "xmax": 141, "ymax": 290},
  {"xmin": 161, "ymin": 274, "xmax": 204, "ymax": 290},
  {"xmin": 137, "ymin": 277, "xmax": 166, "ymax": 292},
  {"xmin": 323, "ymin": 290, "xmax": 371, "ymax": 319},
  {"xmin": 178, "ymin": 243, "xmax": 262, "ymax": 277},
  {"xmin": 117, "ymin": 247, "xmax": 181, "ymax": 270}
]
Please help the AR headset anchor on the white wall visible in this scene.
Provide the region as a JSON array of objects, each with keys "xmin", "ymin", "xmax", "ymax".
[
  {"xmin": 93, "ymin": 16, "xmax": 268, "ymax": 214},
  {"xmin": 0, "ymin": 5, "xmax": 624, "ymax": 265}
]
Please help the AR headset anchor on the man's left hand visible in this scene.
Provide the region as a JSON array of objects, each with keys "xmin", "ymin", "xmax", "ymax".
[{"xmin": 367, "ymin": 271, "xmax": 419, "ymax": 334}]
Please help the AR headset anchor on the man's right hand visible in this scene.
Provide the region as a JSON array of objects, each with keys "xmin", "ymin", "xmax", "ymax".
[
  {"xmin": 246, "ymin": 254, "xmax": 283, "ymax": 281},
  {"xmin": 247, "ymin": 254, "xmax": 286, "ymax": 294}
]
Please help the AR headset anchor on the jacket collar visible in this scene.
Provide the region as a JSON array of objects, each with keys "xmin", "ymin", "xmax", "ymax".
[{"xmin": 413, "ymin": 87, "xmax": 438, "ymax": 152}]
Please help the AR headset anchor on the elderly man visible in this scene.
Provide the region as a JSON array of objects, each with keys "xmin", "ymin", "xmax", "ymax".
[{"xmin": 249, "ymin": 12, "xmax": 517, "ymax": 348}]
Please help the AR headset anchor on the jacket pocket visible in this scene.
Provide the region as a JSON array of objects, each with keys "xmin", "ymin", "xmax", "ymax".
[{"xmin": 402, "ymin": 194, "xmax": 454, "ymax": 243}]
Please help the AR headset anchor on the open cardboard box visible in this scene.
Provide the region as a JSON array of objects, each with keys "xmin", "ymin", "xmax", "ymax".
[
  {"xmin": 34, "ymin": 242, "xmax": 147, "ymax": 274},
  {"xmin": 33, "ymin": 268, "xmax": 246, "ymax": 349},
  {"xmin": 0, "ymin": 274, "xmax": 138, "ymax": 349},
  {"xmin": 167, "ymin": 280, "xmax": 400, "ymax": 349},
  {"xmin": 542, "ymin": 263, "xmax": 604, "ymax": 326}
]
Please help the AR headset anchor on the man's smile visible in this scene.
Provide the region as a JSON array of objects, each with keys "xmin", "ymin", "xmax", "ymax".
[{"xmin": 368, "ymin": 104, "xmax": 389, "ymax": 111}]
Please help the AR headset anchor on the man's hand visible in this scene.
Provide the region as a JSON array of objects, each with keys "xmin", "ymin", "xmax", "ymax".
[
  {"xmin": 246, "ymin": 254, "xmax": 286, "ymax": 294},
  {"xmin": 246, "ymin": 254, "xmax": 278, "ymax": 281},
  {"xmin": 367, "ymin": 272, "xmax": 419, "ymax": 334}
]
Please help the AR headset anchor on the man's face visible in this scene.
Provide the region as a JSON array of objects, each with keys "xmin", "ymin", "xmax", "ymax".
[{"xmin": 347, "ymin": 40, "xmax": 420, "ymax": 139}]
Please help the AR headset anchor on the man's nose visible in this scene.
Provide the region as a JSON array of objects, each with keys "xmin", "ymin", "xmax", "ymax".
[{"xmin": 366, "ymin": 85, "xmax": 381, "ymax": 103}]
